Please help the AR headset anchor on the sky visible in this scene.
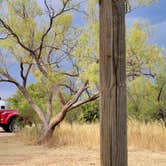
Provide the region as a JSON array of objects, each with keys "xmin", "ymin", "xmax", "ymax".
[
  {"xmin": 0, "ymin": 0, "xmax": 166, "ymax": 99},
  {"xmin": 126, "ymin": 0, "xmax": 166, "ymax": 48}
]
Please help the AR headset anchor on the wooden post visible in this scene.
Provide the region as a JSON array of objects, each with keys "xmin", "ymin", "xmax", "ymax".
[{"xmin": 99, "ymin": 0, "xmax": 128, "ymax": 166}]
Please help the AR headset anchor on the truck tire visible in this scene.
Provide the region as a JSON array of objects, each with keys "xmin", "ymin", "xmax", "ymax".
[
  {"xmin": 9, "ymin": 117, "xmax": 21, "ymax": 132},
  {"xmin": 2, "ymin": 125, "xmax": 10, "ymax": 132}
]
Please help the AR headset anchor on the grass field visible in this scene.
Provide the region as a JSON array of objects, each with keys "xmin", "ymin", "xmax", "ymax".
[{"xmin": 17, "ymin": 120, "xmax": 166, "ymax": 151}]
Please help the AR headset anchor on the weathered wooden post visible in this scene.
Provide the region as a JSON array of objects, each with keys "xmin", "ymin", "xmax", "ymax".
[{"xmin": 99, "ymin": 0, "xmax": 128, "ymax": 166}]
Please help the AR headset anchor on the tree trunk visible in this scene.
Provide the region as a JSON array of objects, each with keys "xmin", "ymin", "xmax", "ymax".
[
  {"xmin": 38, "ymin": 109, "xmax": 67, "ymax": 144},
  {"xmin": 99, "ymin": 1, "xmax": 127, "ymax": 166},
  {"xmin": 38, "ymin": 127, "xmax": 55, "ymax": 144}
]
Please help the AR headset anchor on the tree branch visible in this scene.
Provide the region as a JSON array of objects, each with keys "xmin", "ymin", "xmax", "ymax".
[
  {"xmin": 37, "ymin": 0, "xmax": 71, "ymax": 59},
  {"xmin": 20, "ymin": 62, "xmax": 32, "ymax": 87},
  {"xmin": 157, "ymin": 82, "xmax": 166, "ymax": 103},
  {"xmin": 0, "ymin": 68, "xmax": 20, "ymax": 87},
  {"xmin": 65, "ymin": 80, "xmax": 89, "ymax": 108},
  {"xmin": 46, "ymin": 91, "xmax": 53, "ymax": 123},
  {"xmin": 0, "ymin": 18, "xmax": 48, "ymax": 78},
  {"xmin": 0, "ymin": 18, "xmax": 36, "ymax": 56},
  {"xmin": 68, "ymin": 92, "xmax": 99, "ymax": 111},
  {"xmin": 59, "ymin": 83, "xmax": 77, "ymax": 94},
  {"xmin": 48, "ymin": 81, "xmax": 89, "ymax": 129}
]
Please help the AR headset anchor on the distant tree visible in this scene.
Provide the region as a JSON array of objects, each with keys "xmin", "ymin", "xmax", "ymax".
[
  {"xmin": 128, "ymin": 74, "xmax": 166, "ymax": 123},
  {"xmin": 127, "ymin": 22, "xmax": 166, "ymax": 123},
  {"xmin": 76, "ymin": 2, "xmax": 165, "ymax": 124},
  {"xmin": 155, "ymin": 58, "xmax": 166, "ymax": 123}
]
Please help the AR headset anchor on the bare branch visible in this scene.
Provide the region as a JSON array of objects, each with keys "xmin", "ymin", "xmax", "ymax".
[
  {"xmin": 44, "ymin": 0, "xmax": 54, "ymax": 17},
  {"xmin": 25, "ymin": 64, "xmax": 33, "ymax": 81},
  {"xmin": 157, "ymin": 82, "xmax": 166, "ymax": 103},
  {"xmin": 20, "ymin": 62, "xmax": 32, "ymax": 87},
  {"xmin": 65, "ymin": 80, "xmax": 89, "ymax": 108},
  {"xmin": 0, "ymin": 68, "xmax": 20, "ymax": 87},
  {"xmin": 59, "ymin": 83, "xmax": 77, "ymax": 94},
  {"xmin": 37, "ymin": 0, "xmax": 72, "ymax": 59},
  {"xmin": 61, "ymin": 72, "xmax": 79, "ymax": 77},
  {"xmin": 53, "ymin": 84, "xmax": 67, "ymax": 106},
  {"xmin": 20, "ymin": 62, "xmax": 25, "ymax": 83},
  {"xmin": 48, "ymin": 80, "xmax": 89, "ymax": 129},
  {"xmin": 46, "ymin": 91, "xmax": 53, "ymax": 123},
  {"xmin": 68, "ymin": 92, "xmax": 99, "ymax": 111},
  {"xmin": 0, "ymin": 77, "xmax": 18, "ymax": 85},
  {"xmin": 58, "ymin": 90, "xmax": 66, "ymax": 105},
  {"xmin": 127, "ymin": 70, "xmax": 156, "ymax": 79}
]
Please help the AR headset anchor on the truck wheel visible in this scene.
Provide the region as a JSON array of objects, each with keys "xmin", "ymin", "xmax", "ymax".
[
  {"xmin": 9, "ymin": 117, "xmax": 21, "ymax": 132},
  {"xmin": 2, "ymin": 125, "xmax": 10, "ymax": 132}
]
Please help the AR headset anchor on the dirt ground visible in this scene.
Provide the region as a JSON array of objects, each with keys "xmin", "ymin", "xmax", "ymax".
[
  {"xmin": 0, "ymin": 128, "xmax": 14, "ymax": 137},
  {"xmin": 0, "ymin": 127, "xmax": 166, "ymax": 166}
]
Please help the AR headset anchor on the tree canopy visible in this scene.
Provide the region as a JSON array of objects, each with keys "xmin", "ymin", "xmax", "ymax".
[{"xmin": 0, "ymin": 0, "xmax": 99, "ymax": 142}]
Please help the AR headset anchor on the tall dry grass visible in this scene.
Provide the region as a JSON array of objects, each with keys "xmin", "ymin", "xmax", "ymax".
[
  {"xmin": 16, "ymin": 120, "xmax": 166, "ymax": 151},
  {"xmin": 51, "ymin": 123, "xmax": 99, "ymax": 149},
  {"xmin": 128, "ymin": 120, "xmax": 166, "ymax": 151}
]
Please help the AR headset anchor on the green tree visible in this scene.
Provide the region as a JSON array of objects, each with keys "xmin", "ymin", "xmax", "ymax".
[
  {"xmin": 127, "ymin": 22, "xmax": 166, "ymax": 123},
  {"xmin": 8, "ymin": 82, "xmax": 50, "ymax": 124},
  {"xmin": 8, "ymin": 7, "xmax": 165, "ymax": 126},
  {"xmin": 74, "ymin": 2, "xmax": 165, "ymax": 123},
  {"xmin": 155, "ymin": 57, "xmax": 166, "ymax": 122},
  {"xmin": 0, "ymin": 0, "xmax": 99, "ymax": 143},
  {"xmin": 66, "ymin": 99, "xmax": 99, "ymax": 123}
]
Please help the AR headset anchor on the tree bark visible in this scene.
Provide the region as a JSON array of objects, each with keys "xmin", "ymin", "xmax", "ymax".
[
  {"xmin": 37, "ymin": 81, "xmax": 94, "ymax": 144},
  {"xmin": 100, "ymin": 1, "xmax": 127, "ymax": 166}
]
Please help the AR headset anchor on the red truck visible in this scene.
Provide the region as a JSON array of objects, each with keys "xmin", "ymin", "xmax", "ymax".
[
  {"xmin": 0, "ymin": 109, "xmax": 20, "ymax": 132},
  {"xmin": 0, "ymin": 98, "xmax": 30, "ymax": 132}
]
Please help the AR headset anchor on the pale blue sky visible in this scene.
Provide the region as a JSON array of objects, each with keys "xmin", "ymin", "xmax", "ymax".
[
  {"xmin": 126, "ymin": 0, "xmax": 166, "ymax": 48},
  {"xmin": 0, "ymin": 0, "xmax": 166, "ymax": 99}
]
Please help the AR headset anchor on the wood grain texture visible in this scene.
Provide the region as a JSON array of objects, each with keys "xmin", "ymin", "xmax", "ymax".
[{"xmin": 99, "ymin": 0, "xmax": 128, "ymax": 166}]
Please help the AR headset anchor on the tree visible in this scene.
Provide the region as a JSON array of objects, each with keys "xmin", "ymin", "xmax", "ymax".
[
  {"xmin": 126, "ymin": 21, "xmax": 161, "ymax": 80},
  {"xmin": 126, "ymin": 22, "xmax": 166, "ymax": 123},
  {"xmin": 155, "ymin": 57, "xmax": 166, "ymax": 123},
  {"xmin": 74, "ymin": 11, "xmax": 165, "ymax": 123},
  {"xmin": 0, "ymin": 0, "xmax": 99, "ymax": 143}
]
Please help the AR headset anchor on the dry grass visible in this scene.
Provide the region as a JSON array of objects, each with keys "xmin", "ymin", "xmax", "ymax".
[
  {"xmin": 17, "ymin": 120, "xmax": 166, "ymax": 151},
  {"xmin": 128, "ymin": 120, "xmax": 166, "ymax": 151},
  {"xmin": 51, "ymin": 123, "xmax": 99, "ymax": 149},
  {"xmin": 1, "ymin": 124, "xmax": 166, "ymax": 166},
  {"xmin": 16, "ymin": 127, "xmax": 40, "ymax": 145}
]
